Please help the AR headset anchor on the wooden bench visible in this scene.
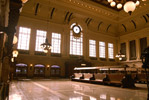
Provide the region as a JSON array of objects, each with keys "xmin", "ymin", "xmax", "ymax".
[
  {"xmin": 136, "ymin": 74, "xmax": 147, "ymax": 83},
  {"xmin": 105, "ymin": 74, "xmax": 135, "ymax": 88},
  {"xmin": 90, "ymin": 73, "xmax": 107, "ymax": 84},
  {"xmin": 105, "ymin": 74, "xmax": 125, "ymax": 85},
  {"xmin": 131, "ymin": 73, "xmax": 137, "ymax": 82},
  {"xmin": 80, "ymin": 73, "xmax": 93, "ymax": 82}
]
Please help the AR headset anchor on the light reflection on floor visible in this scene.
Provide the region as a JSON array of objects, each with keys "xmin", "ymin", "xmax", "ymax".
[
  {"xmin": 9, "ymin": 79, "xmax": 147, "ymax": 100},
  {"xmin": 9, "ymin": 94, "xmax": 22, "ymax": 100}
]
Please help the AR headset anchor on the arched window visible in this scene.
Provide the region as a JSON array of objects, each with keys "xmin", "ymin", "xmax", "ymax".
[
  {"xmin": 34, "ymin": 64, "xmax": 45, "ymax": 77},
  {"xmin": 34, "ymin": 64, "xmax": 45, "ymax": 67},
  {"xmin": 16, "ymin": 63, "xmax": 27, "ymax": 67},
  {"xmin": 70, "ymin": 23, "xmax": 83, "ymax": 56},
  {"xmin": 51, "ymin": 65, "xmax": 60, "ymax": 77},
  {"xmin": 51, "ymin": 65, "xmax": 60, "ymax": 68},
  {"xmin": 15, "ymin": 63, "xmax": 27, "ymax": 76}
]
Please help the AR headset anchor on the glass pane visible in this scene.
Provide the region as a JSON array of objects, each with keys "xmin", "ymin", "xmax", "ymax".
[
  {"xmin": 35, "ymin": 30, "xmax": 47, "ymax": 51},
  {"xmin": 99, "ymin": 41, "xmax": 105, "ymax": 58},
  {"xmin": 108, "ymin": 43, "xmax": 114, "ymax": 59},
  {"xmin": 17, "ymin": 27, "xmax": 31, "ymax": 50},
  {"xmin": 70, "ymin": 23, "xmax": 83, "ymax": 56},
  {"xmin": 89, "ymin": 40, "xmax": 96, "ymax": 57},
  {"xmin": 51, "ymin": 33, "xmax": 61, "ymax": 53}
]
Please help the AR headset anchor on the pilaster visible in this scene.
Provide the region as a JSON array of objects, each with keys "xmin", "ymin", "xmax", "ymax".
[
  {"xmin": 96, "ymin": 41, "xmax": 99, "ymax": 60},
  {"xmin": 136, "ymin": 38, "xmax": 141, "ymax": 60},
  {"xmin": 147, "ymin": 36, "xmax": 149, "ymax": 47},
  {"xmin": 105, "ymin": 42, "xmax": 109, "ymax": 61},
  {"xmin": 85, "ymin": 38, "xmax": 89, "ymax": 60},
  {"xmin": 126, "ymin": 41, "xmax": 130, "ymax": 61},
  {"xmin": 47, "ymin": 30, "xmax": 51, "ymax": 57},
  {"xmin": 29, "ymin": 28, "xmax": 36, "ymax": 55},
  {"xmin": 62, "ymin": 26, "xmax": 69, "ymax": 58},
  {"xmin": 83, "ymin": 33, "xmax": 88, "ymax": 59}
]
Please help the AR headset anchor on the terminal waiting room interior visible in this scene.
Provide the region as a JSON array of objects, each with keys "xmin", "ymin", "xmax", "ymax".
[{"xmin": 0, "ymin": 0, "xmax": 149, "ymax": 100}]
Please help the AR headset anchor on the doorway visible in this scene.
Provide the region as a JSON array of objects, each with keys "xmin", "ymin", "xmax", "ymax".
[
  {"xmin": 34, "ymin": 64, "xmax": 45, "ymax": 77},
  {"xmin": 50, "ymin": 65, "xmax": 61, "ymax": 77},
  {"xmin": 15, "ymin": 63, "xmax": 28, "ymax": 78}
]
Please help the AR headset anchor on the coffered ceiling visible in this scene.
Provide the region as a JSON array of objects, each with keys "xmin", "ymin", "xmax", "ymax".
[{"xmin": 20, "ymin": 0, "xmax": 149, "ymax": 36}]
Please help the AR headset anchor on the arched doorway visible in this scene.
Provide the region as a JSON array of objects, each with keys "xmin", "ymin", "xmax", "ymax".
[
  {"xmin": 50, "ymin": 65, "xmax": 61, "ymax": 77},
  {"xmin": 34, "ymin": 64, "xmax": 45, "ymax": 77},
  {"xmin": 15, "ymin": 63, "xmax": 28, "ymax": 78}
]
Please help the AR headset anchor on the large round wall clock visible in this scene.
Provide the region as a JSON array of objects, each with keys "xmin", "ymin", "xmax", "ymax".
[{"xmin": 72, "ymin": 25, "xmax": 81, "ymax": 38}]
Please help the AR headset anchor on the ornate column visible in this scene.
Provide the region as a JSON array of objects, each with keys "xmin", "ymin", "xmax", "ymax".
[
  {"xmin": 0, "ymin": 0, "xmax": 9, "ymax": 82},
  {"xmin": 1, "ymin": 0, "xmax": 23, "ymax": 82},
  {"xmin": 0, "ymin": 0, "xmax": 9, "ymax": 27}
]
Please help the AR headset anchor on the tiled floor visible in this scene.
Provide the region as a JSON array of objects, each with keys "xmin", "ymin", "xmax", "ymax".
[{"xmin": 9, "ymin": 79, "xmax": 147, "ymax": 100}]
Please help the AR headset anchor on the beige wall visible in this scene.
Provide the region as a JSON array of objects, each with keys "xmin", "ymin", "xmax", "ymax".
[
  {"xmin": 14, "ymin": 15, "xmax": 118, "ymax": 77},
  {"xmin": 10, "ymin": 0, "xmax": 149, "ymax": 78},
  {"xmin": 119, "ymin": 25, "xmax": 149, "ymax": 68}
]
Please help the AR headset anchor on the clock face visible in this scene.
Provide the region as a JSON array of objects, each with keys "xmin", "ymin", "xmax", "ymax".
[{"xmin": 73, "ymin": 25, "xmax": 81, "ymax": 34}]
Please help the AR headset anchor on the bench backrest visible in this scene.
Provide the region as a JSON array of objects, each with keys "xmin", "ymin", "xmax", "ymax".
[
  {"xmin": 83, "ymin": 73, "xmax": 93, "ymax": 79},
  {"xmin": 94, "ymin": 73, "xmax": 106, "ymax": 80},
  {"xmin": 131, "ymin": 73, "xmax": 137, "ymax": 79},
  {"xmin": 107, "ymin": 74, "xmax": 125, "ymax": 81},
  {"xmin": 137, "ymin": 74, "xmax": 146, "ymax": 79},
  {"xmin": 74, "ymin": 73, "xmax": 83, "ymax": 78}
]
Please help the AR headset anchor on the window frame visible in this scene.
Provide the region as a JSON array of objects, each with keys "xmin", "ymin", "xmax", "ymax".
[
  {"xmin": 99, "ymin": 41, "xmax": 106, "ymax": 58},
  {"xmin": 51, "ymin": 32, "xmax": 61, "ymax": 54},
  {"xmin": 108, "ymin": 43, "xmax": 114, "ymax": 59},
  {"xmin": 69, "ymin": 23, "xmax": 83, "ymax": 56},
  {"xmin": 35, "ymin": 30, "xmax": 47, "ymax": 52},
  {"xmin": 17, "ymin": 27, "xmax": 31, "ymax": 50},
  {"xmin": 89, "ymin": 39, "xmax": 96, "ymax": 57}
]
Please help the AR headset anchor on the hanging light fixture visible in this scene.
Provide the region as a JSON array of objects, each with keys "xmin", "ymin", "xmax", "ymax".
[
  {"xmin": 0, "ymin": 32, "xmax": 3, "ymax": 34},
  {"xmin": 123, "ymin": 1, "xmax": 136, "ymax": 15},
  {"xmin": 115, "ymin": 50, "xmax": 125, "ymax": 61},
  {"xmin": 40, "ymin": 38, "xmax": 51, "ymax": 53},
  {"xmin": 21, "ymin": 0, "xmax": 28, "ymax": 3},
  {"xmin": 13, "ymin": 35, "xmax": 18, "ymax": 44},
  {"xmin": 12, "ymin": 50, "xmax": 19, "ymax": 58},
  {"xmin": 107, "ymin": 0, "xmax": 146, "ymax": 15}
]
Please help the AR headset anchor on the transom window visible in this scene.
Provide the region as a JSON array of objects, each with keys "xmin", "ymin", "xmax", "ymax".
[
  {"xmin": 70, "ymin": 23, "xmax": 83, "ymax": 56},
  {"xmin": 99, "ymin": 41, "xmax": 106, "ymax": 58},
  {"xmin": 108, "ymin": 43, "xmax": 114, "ymax": 59},
  {"xmin": 89, "ymin": 40, "xmax": 96, "ymax": 57},
  {"xmin": 17, "ymin": 27, "xmax": 31, "ymax": 50},
  {"xmin": 35, "ymin": 30, "xmax": 47, "ymax": 52},
  {"xmin": 51, "ymin": 33, "xmax": 61, "ymax": 53}
]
